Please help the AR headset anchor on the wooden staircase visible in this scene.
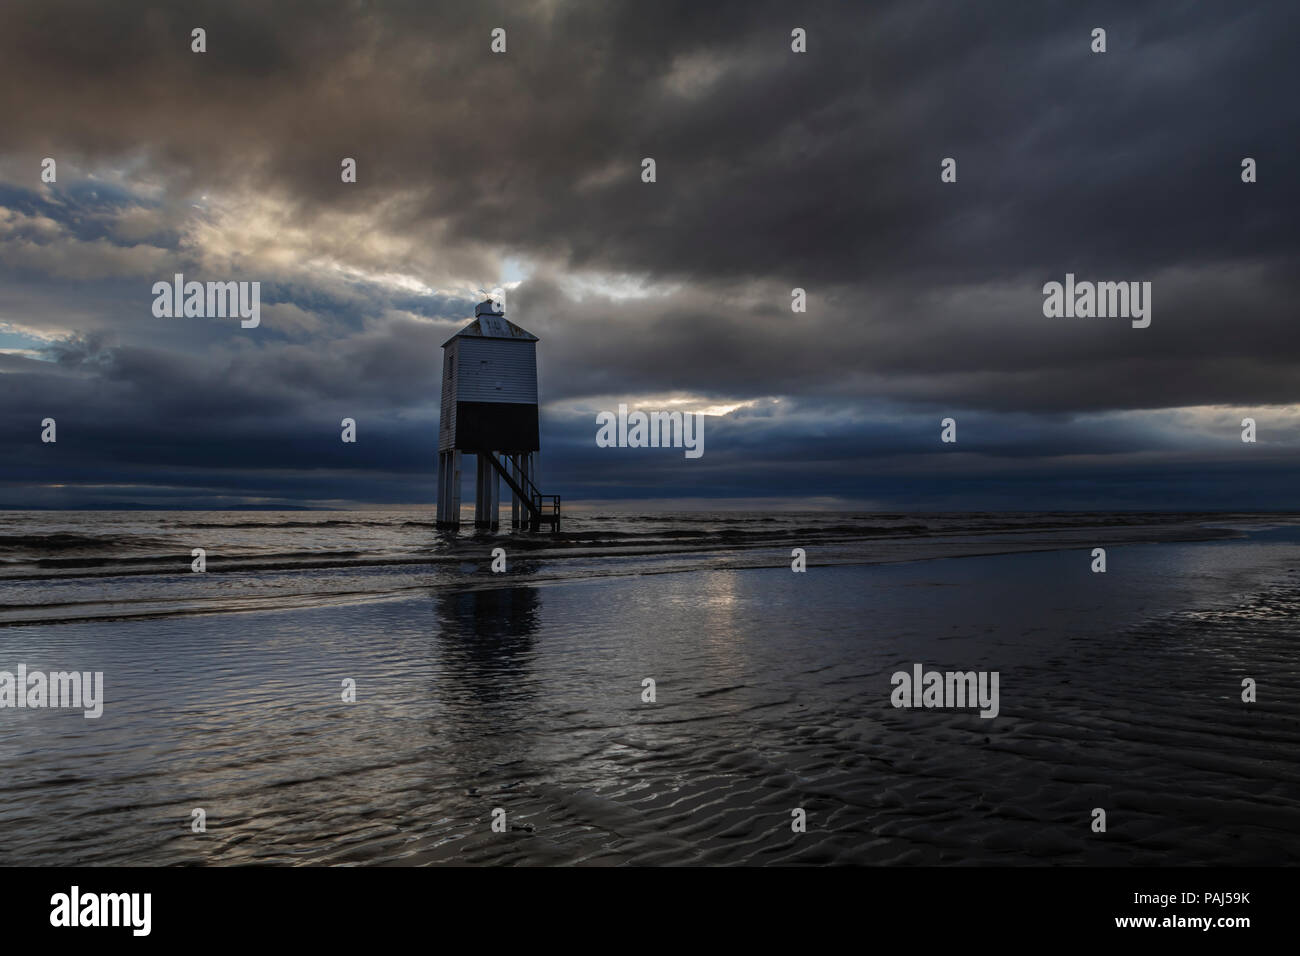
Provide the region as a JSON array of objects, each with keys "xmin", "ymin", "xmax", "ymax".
[{"xmin": 484, "ymin": 453, "xmax": 561, "ymax": 531}]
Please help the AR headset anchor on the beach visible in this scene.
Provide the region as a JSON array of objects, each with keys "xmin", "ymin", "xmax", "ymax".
[{"xmin": 1, "ymin": 512, "xmax": 1298, "ymax": 865}]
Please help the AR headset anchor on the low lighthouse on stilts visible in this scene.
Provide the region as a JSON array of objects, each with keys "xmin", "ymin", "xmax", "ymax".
[{"xmin": 435, "ymin": 299, "xmax": 560, "ymax": 532}]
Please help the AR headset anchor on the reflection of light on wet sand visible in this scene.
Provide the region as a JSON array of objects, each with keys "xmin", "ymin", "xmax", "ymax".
[{"xmin": 660, "ymin": 571, "xmax": 751, "ymax": 681}]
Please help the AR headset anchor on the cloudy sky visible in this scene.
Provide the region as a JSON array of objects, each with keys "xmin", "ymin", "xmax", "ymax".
[{"xmin": 1, "ymin": 0, "xmax": 1297, "ymax": 510}]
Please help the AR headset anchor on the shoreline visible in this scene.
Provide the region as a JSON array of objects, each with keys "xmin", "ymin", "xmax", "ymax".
[{"xmin": 0, "ymin": 519, "xmax": 1268, "ymax": 629}]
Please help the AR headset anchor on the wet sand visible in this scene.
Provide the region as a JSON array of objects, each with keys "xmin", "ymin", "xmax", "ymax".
[{"xmin": 2, "ymin": 526, "xmax": 1298, "ymax": 866}]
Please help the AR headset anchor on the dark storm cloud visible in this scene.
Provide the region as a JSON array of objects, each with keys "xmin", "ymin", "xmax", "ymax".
[
  {"xmin": 3, "ymin": 0, "xmax": 1295, "ymax": 280},
  {"xmin": 522, "ymin": 260, "xmax": 1300, "ymax": 413},
  {"xmin": 0, "ymin": 0, "xmax": 1297, "ymax": 507}
]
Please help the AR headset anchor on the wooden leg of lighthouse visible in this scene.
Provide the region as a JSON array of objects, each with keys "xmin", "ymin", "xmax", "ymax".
[
  {"xmin": 450, "ymin": 452, "xmax": 462, "ymax": 528},
  {"xmin": 474, "ymin": 454, "xmax": 488, "ymax": 529},
  {"xmin": 474, "ymin": 453, "xmax": 501, "ymax": 530},
  {"xmin": 523, "ymin": 452, "xmax": 538, "ymax": 532},
  {"xmin": 436, "ymin": 451, "xmax": 448, "ymax": 527},
  {"xmin": 509, "ymin": 455, "xmax": 521, "ymax": 530},
  {"xmin": 436, "ymin": 450, "xmax": 462, "ymax": 530}
]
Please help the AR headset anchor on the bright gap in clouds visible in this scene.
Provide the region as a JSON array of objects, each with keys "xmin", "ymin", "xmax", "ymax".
[
  {"xmin": 558, "ymin": 272, "xmax": 682, "ymax": 302},
  {"xmin": 551, "ymin": 394, "xmax": 765, "ymax": 417}
]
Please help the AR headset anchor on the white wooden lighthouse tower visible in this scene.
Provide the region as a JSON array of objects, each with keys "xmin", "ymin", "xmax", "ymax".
[{"xmin": 436, "ymin": 300, "xmax": 560, "ymax": 531}]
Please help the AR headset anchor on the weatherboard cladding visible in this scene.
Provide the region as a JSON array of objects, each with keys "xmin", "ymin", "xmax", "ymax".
[
  {"xmin": 453, "ymin": 337, "xmax": 538, "ymax": 405},
  {"xmin": 437, "ymin": 345, "xmax": 458, "ymax": 452}
]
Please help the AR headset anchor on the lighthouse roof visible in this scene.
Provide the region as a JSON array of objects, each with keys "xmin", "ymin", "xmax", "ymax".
[{"xmin": 441, "ymin": 299, "xmax": 539, "ymax": 346}]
